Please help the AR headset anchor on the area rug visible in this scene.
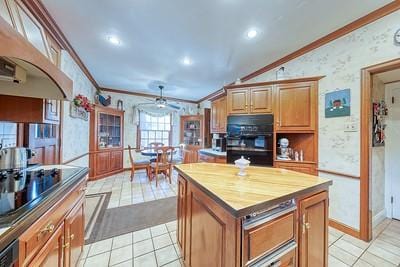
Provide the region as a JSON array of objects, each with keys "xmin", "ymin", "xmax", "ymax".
[
  {"xmin": 84, "ymin": 192, "xmax": 111, "ymax": 241},
  {"xmin": 86, "ymin": 196, "xmax": 177, "ymax": 244}
]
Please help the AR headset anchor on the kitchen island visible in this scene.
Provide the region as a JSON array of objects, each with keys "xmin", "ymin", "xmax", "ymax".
[
  {"xmin": 0, "ymin": 165, "xmax": 88, "ymax": 267},
  {"xmin": 174, "ymin": 163, "xmax": 332, "ymax": 267}
]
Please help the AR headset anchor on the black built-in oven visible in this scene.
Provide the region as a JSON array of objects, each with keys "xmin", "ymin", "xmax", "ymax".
[{"xmin": 226, "ymin": 115, "xmax": 274, "ymax": 166}]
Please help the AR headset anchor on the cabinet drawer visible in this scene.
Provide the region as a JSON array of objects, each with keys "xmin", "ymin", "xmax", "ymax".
[
  {"xmin": 249, "ymin": 241, "xmax": 296, "ymax": 267},
  {"xmin": 19, "ymin": 179, "xmax": 86, "ymax": 265},
  {"xmin": 275, "ymin": 162, "xmax": 316, "ymax": 175},
  {"xmin": 243, "ymin": 211, "xmax": 296, "ymax": 264}
]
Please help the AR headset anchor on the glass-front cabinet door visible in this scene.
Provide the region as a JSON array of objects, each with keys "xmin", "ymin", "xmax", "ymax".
[
  {"xmin": 98, "ymin": 112, "xmax": 122, "ymax": 149},
  {"xmin": 183, "ymin": 119, "xmax": 201, "ymax": 146}
]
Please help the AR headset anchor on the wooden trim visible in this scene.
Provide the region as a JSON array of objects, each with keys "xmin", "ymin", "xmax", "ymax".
[
  {"xmin": 384, "ymin": 79, "xmax": 400, "ymax": 85},
  {"xmin": 329, "ymin": 219, "xmax": 360, "ymax": 239},
  {"xmin": 0, "ymin": 16, "xmax": 73, "ymax": 99},
  {"xmin": 20, "ymin": 0, "xmax": 99, "ymax": 89},
  {"xmin": 225, "ymin": 76, "xmax": 325, "ymax": 90},
  {"xmin": 360, "ymin": 57, "xmax": 400, "ymax": 241},
  {"xmin": 240, "ymin": 1, "xmax": 400, "ymax": 82},
  {"xmin": 197, "ymin": 88, "xmax": 226, "ymax": 103},
  {"xmin": 101, "ymin": 87, "xmax": 198, "ymax": 104},
  {"xmin": 62, "ymin": 152, "xmax": 89, "ymax": 165},
  {"xmin": 317, "ymin": 169, "xmax": 360, "ymax": 179}
]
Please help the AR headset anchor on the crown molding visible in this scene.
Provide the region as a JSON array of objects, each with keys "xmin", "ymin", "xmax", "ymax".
[
  {"xmin": 239, "ymin": 1, "xmax": 400, "ymax": 82},
  {"xmin": 101, "ymin": 87, "xmax": 198, "ymax": 104},
  {"xmin": 197, "ymin": 88, "xmax": 226, "ymax": 103},
  {"xmin": 21, "ymin": 0, "xmax": 99, "ymax": 89}
]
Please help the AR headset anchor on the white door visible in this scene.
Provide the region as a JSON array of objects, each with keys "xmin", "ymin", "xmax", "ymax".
[{"xmin": 386, "ymin": 86, "xmax": 400, "ymax": 219}]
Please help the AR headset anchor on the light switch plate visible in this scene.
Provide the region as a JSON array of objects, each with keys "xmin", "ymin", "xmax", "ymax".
[{"xmin": 344, "ymin": 122, "xmax": 358, "ymax": 132}]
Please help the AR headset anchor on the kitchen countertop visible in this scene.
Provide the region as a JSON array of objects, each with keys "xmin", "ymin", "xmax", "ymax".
[
  {"xmin": 0, "ymin": 165, "xmax": 88, "ymax": 252},
  {"xmin": 198, "ymin": 148, "xmax": 227, "ymax": 157},
  {"xmin": 174, "ymin": 163, "xmax": 332, "ymax": 217}
]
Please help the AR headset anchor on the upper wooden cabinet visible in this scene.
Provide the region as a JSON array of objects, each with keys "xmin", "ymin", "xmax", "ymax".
[
  {"xmin": 275, "ymin": 81, "xmax": 317, "ymax": 131},
  {"xmin": 0, "ymin": 0, "xmax": 60, "ymax": 66},
  {"xmin": 211, "ymin": 96, "xmax": 227, "ymax": 133},
  {"xmin": 227, "ymin": 86, "xmax": 272, "ymax": 115},
  {"xmin": 250, "ymin": 87, "xmax": 272, "ymax": 114},
  {"xmin": 227, "ymin": 88, "xmax": 248, "ymax": 114},
  {"xmin": 0, "ymin": 95, "xmax": 60, "ymax": 124}
]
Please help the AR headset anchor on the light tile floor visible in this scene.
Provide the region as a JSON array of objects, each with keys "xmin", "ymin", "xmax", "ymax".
[{"xmin": 82, "ymin": 171, "xmax": 400, "ymax": 266}]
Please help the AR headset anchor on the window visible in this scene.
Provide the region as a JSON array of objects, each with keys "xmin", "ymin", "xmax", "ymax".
[{"xmin": 139, "ymin": 112, "xmax": 171, "ymax": 148}]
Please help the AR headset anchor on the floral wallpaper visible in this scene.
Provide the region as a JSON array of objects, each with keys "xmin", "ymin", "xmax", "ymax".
[
  {"xmin": 245, "ymin": 10, "xmax": 400, "ymax": 229},
  {"xmin": 60, "ymin": 51, "xmax": 96, "ymax": 167}
]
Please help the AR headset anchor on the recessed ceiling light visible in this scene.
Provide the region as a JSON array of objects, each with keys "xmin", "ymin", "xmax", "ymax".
[
  {"xmin": 107, "ymin": 35, "xmax": 121, "ymax": 45},
  {"xmin": 182, "ymin": 57, "xmax": 192, "ymax": 66},
  {"xmin": 247, "ymin": 29, "xmax": 258, "ymax": 39}
]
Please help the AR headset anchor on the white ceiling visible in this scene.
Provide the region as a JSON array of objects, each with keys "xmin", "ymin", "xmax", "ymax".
[
  {"xmin": 376, "ymin": 69, "xmax": 400, "ymax": 83},
  {"xmin": 42, "ymin": 0, "xmax": 392, "ymax": 101}
]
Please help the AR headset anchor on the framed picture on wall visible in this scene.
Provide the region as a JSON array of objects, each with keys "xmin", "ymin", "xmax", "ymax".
[{"xmin": 325, "ymin": 89, "xmax": 351, "ymax": 118}]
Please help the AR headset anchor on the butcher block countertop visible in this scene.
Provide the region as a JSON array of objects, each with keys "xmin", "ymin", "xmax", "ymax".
[{"xmin": 174, "ymin": 163, "xmax": 332, "ymax": 217}]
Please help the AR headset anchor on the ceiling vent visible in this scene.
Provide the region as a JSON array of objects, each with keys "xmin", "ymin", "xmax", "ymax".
[{"xmin": 0, "ymin": 58, "xmax": 26, "ymax": 84}]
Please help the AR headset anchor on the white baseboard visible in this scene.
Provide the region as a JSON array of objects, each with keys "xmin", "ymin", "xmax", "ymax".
[{"xmin": 373, "ymin": 209, "xmax": 387, "ymax": 228}]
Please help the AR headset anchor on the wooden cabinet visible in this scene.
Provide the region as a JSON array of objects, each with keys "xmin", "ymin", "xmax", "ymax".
[
  {"xmin": 227, "ymin": 86, "xmax": 272, "ymax": 115},
  {"xmin": 89, "ymin": 106, "xmax": 124, "ymax": 180},
  {"xmin": 177, "ymin": 175, "xmax": 187, "ymax": 260},
  {"xmin": 180, "ymin": 114, "xmax": 211, "ymax": 162},
  {"xmin": 44, "ymin": 99, "xmax": 61, "ymax": 123},
  {"xmin": 275, "ymin": 161, "xmax": 316, "ymax": 175},
  {"xmin": 198, "ymin": 152, "xmax": 226, "ymax": 164},
  {"xmin": 227, "ymin": 88, "xmax": 248, "ymax": 114},
  {"xmin": 211, "ymin": 96, "xmax": 227, "ymax": 133},
  {"xmin": 64, "ymin": 199, "xmax": 85, "ymax": 267},
  {"xmin": 182, "ymin": 177, "xmax": 238, "ymax": 267},
  {"xmin": 110, "ymin": 150, "xmax": 123, "ymax": 171},
  {"xmin": 0, "ymin": 95, "xmax": 60, "ymax": 124},
  {"xmin": 0, "ymin": 0, "xmax": 63, "ymax": 67},
  {"xmin": 176, "ymin": 172, "xmax": 329, "ymax": 267},
  {"xmin": 242, "ymin": 211, "xmax": 296, "ymax": 266},
  {"xmin": 298, "ymin": 191, "xmax": 329, "ymax": 267},
  {"xmin": 28, "ymin": 223, "xmax": 64, "ymax": 267},
  {"xmin": 275, "ymin": 82, "xmax": 317, "ymax": 132},
  {"xmin": 250, "ymin": 87, "xmax": 272, "ymax": 114},
  {"xmin": 19, "ymin": 176, "xmax": 87, "ymax": 267}
]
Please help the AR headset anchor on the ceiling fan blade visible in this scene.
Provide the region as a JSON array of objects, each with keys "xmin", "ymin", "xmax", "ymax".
[
  {"xmin": 136, "ymin": 102, "xmax": 155, "ymax": 106},
  {"xmin": 167, "ymin": 103, "xmax": 181, "ymax": 110}
]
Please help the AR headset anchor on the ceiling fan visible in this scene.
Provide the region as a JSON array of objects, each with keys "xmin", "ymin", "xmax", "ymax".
[{"xmin": 137, "ymin": 85, "xmax": 181, "ymax": 110}]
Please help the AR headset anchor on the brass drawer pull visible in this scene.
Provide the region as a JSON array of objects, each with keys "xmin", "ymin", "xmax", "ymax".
[
  {"xmin": 70, "ymin": 234, "xmax": 75, "ymax": 240},
  {"xmin": 63, "ymin": 242, "xmax": 70, "ymax": 249},
  {"xmin": 37, "ymin": 222, "xmax": 55, "ymax": 240}
]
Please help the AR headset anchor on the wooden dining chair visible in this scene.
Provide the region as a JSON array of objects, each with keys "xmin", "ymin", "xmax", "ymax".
[
  {"xmin": 128, "ymin": 145, "xmax": 150, "ymax": 181},
  {"xmin": 149, "ymin": 146, "xmax": 174, "ymax": 187},
  {"xmin": 182, "ymin": 149, "xmax": 195, "ymax": 164}
]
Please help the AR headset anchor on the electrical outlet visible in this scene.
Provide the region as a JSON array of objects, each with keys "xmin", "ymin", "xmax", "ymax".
[{"xmin": 344, "ymin": 122, "xmax": 358, "ymax": 132}]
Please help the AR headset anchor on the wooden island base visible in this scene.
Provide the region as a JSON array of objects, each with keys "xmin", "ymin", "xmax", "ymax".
[{"xmin": 175, "ymin": 163, "xmax": 332, "ymax": 267}]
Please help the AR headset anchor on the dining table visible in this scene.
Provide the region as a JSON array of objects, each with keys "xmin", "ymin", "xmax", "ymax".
[{"xmin": 140, "ymin": 147, "xmax": 177, "ymax": 162}]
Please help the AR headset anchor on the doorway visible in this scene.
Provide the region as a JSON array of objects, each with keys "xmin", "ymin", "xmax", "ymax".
[{"xmin": 360, "ymin": 58, "xmax": 400, "ymax": 241}]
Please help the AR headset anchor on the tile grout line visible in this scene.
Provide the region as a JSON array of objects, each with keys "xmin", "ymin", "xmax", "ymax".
[{"xmin": 350, "ymin": 220, "xmax": 393, "ymax": 266}]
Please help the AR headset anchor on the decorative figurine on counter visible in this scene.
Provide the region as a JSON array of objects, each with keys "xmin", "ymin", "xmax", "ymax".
[{"xmin": 277, "ymin": 138, "xmax": 290, "ymax": 160}]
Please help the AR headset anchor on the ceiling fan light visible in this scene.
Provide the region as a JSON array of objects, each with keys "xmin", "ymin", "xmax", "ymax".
[{"xmin": 157, "ymin": 103, "xmax": 166, "ymax": 108}]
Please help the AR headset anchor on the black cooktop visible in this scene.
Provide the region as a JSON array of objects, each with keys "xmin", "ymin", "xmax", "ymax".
[{"xmin": 0, "ymin": 167, "xmax": 82, "ymax": 224}]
